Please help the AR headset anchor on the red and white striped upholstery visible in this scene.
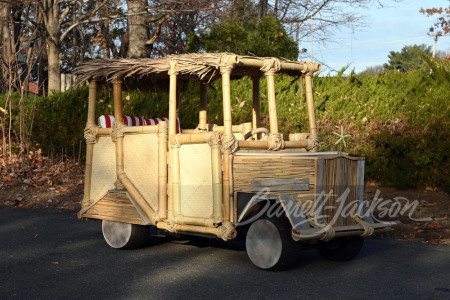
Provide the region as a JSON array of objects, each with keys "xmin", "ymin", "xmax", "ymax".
[{"xmin": 98, "ymin": 115, "xmax": 181, "ymax": 133}]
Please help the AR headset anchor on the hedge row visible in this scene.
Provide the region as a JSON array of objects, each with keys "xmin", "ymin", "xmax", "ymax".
[{"xmin": 1, "ymin": 66, "xmax": 448, "ymax": 191}]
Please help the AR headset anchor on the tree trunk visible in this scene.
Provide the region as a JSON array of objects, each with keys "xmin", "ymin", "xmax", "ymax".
[
  {"xmin": 47, "ymin": 41, "xmax": 60, "ymax": 93},
  {"xmin": 1, "ymin": 6, "xmax": 12, "ymax": 65},
  {"xmin": 46, "ymin": 4, "xmax": 61, "ymax": 94},
  {"xmin": 126, "ymin": 0, "xmax": 150, "ymax": 58}
]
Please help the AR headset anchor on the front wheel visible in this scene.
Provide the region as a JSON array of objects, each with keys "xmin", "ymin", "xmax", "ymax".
[
  {"xmin": 316, "ymin": 236, "xmax": 364, "ymax": 261},
  {"xmin": 245, "ymin": 216, "xmax": 300, "ymax": 270},
  {"xmin": 102, "ymin": 220, "xmax": 149, "ymax": 249}
]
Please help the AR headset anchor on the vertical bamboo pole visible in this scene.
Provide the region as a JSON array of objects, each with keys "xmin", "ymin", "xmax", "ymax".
[
  {"xmin": 305, "ymin": 73, "xmax": 318, "ymax": 149},
  {"xmin": 83, "ymin": 79, "xmax": 97, "ymax": 206},
  {"xmin": 168, "ymin": 62, "xmax": 178, "ymax": 220},
  {"xmin": 87, "ymin": 80, "xmax": 97, "ymax": 127},
  {"xmin": 210, "ymin": 139, "xmax": 223, "ymax": 222},
  {"xmin": 168, "ymin": 65, "xmax": 178, "ymax": 137},
  {"xmin": 252, "ymin": 77, "xmax": 260, "ymax": 131},
  {"xmin": 172, "ymin": 144, "xmax": 181, "ymax": 216},
  {"xmin": 199, "ymin": 81, "xmax": 207, "ymax": 129},
  {"xmin": 176, "ymin": 81, "xmax": 181, "ymax": 118},
  {"xmin": 158, "ymin": 121, "xmax": 168, "ymax": 219},
  {"xmin": 221, "ymin": 67, "xmax": 232, "ymax": 223},
  {"xmin": 113, "ymin": 76, "xmax": 124, "ymax": 174},
  {"xmin": 265, "ymin": 72, "xmax": 278, "ymax": 134}
]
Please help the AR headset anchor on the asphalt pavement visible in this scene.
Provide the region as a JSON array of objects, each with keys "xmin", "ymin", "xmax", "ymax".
[{"xmin": 0, "ymin": 207, "xmax": 449, "ymax": 299}]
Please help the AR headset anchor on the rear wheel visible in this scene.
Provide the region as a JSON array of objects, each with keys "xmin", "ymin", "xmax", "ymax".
[
  {"xmin": 102, "ymin": 220, "xmax": 149, "ymax": 249},
  {"xmin": 316, "ymin": 236, "xmax": 364, "ymax": 261},
  {"xmin": 245, "ymin": 216, "xmax": 300, "ymax": 270}
]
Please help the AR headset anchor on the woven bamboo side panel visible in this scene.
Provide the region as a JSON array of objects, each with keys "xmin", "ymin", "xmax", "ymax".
[
  {"xmin": 232, "ymin": 156, "xmax": 316, "ymax": 202},
  {"xmin": 88, "ymin": 137, "xmax": 117, "ymax": 209},
  {"xmin": 322, "ymin": 157, "xmax": 359, "ymax": 226},
  {"xmin": 179, "ymin": 143, "xmax": 214, "ymax": 218},
  {"xmin": 123, "ymin": 134, "xmax": 159, "ymax": 211},
  {"xmin": 82, "ymin": 192, "xmax": 145, "ymax": 225}
]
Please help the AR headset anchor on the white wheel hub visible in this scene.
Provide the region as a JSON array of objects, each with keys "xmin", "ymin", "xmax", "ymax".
[
  {"xmin": 246, "ymin": 219, "xmax": 283, "ymax": 269},
  {"xmin": 102, "ymin": 220, "xmax": 133, "ymax": 248}
]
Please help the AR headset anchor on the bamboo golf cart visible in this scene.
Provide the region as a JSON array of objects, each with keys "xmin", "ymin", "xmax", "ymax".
[{"xmin": 75, "ymin": 53, "xmax": 393, "ymax": 270}]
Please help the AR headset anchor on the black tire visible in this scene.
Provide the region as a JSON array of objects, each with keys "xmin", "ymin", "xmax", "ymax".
[
  {"xmin": 317, "ymin": 236, "xmax": 364, "ymax": 261},
  {"xmin": 245, "ymin": 216, "xmax": 300, "ymax": 270},
  {"xmin": 102, "ymin": 220, "xmax": 149, "ymax": 249}
]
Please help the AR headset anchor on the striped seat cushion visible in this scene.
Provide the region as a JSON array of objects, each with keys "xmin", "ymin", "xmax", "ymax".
[{"xmin": 98, "ymin": 115, "xmax": 181, "ymax": 133}]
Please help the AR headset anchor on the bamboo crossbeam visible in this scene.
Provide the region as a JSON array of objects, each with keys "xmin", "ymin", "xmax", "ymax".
[
  {"xmin": 283, "ymin": 133, "xmax": 310, "ymax": 141},
  {"xmin": 238, "ymin": 58, "xmax": 321, "ymax": 73},
  {"xmin": 169, "ymin": 133, "xmax": 208, "ymax": 145},
  {"xmin": 97, "ymin": 126, "xmax": 159, "ymax": 136},
  {"xmin": 238, "ymin": 140, "xmax": 309, "ymax": 149},
  {"xmin": 292, "ymin": 222, "xmax": 396, "ymax": 241}
]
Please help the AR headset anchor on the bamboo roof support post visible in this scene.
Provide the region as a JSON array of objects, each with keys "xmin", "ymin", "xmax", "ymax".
[
  {"xmin": 199, "ymin": 81, "xmax": 208, "ymax": 130},
  {"xmin": 172, "ymin": 142, "xmax": 181, "ymax": 218},
  {"xmin": 252, "ymin": 77, "xmax": 261, "ymax": 137},
  {"xmin": 220, "ymin": 59, "xmax": 236, "ymax": 224},
  {"xmin": 82, "ymin": 79, "xmax": 98, "ymax": 209},
  {"xmin": 158, "ymin": 121, "xmax": 168, "ymax": 219},
  {"xmin": 168, "ymin": 60, "xmax": 178, "ymax": 137},
  {"xmin": 176, "ymin": 80, "xmax": 181, "ymax": 118},
  {"xmin": 168, "ymin": 60, "xmax": 179, "ymax": 220},
  {"xmin": 264, "ymin": 63, "xmax": 279, "ymax": 134},
  {"xmin": 113, "ymin": 76, "xmax": 124, "ymax": 175},
  {"xmin": 208, "ymin": 133, "xmax": 223, "ymax": 223},
  {"xmin": 304, "ymin": 71, "xmax": 319, "ymax": 151}
]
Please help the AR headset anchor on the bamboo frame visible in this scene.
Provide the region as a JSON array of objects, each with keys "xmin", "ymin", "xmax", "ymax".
[
  {"xmin": 305, "ymin": 74, "xmax": 318, "ymax": 151},
  {"xmin": 82, "ymin": 79, "xmax": 97, "ymax": 206},
  {"xmin": 238, "ymin": 58, "xmax": 321, "ymax": 73},
  {"xmin": 220, "ymin": 66, "xmax": 232, "ymax": 223},
  {"xmin": 252, "ymin": 77, "xmax": 260, "ymax": 132},
  {"xmin": 158, "ymin": 121, "xmax": 168, "ymax": 219},
  {"xmin": 238, "ymin": 140, "xmax": 308, "ymax": 149},
  {"xmin": 78, "ymin": 54, "xmax": 380, "ymax": 245},
  {"xmin": 210, "ymin": 139, "xmax": 223, "ymax": 222},
  {"xmin": 112, "ymin": 77, "xmax": 157, "ymax": 224},
  {"xmin": 265, "ymin": 71, "xmax": 278, "ymax": 134},
  {"xmin": 199, "ymin": 81, "xmax": 207, "ymax": 130}
]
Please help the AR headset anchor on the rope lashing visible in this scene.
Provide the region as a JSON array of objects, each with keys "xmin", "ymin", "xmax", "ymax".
[
  {"xmin": 111, "ymin": 122, "xmax": 125, "ymax": 142},
  {"xmin": 206, "ymin": 131, "xmax": 222, "ymax": 147},
  {"xmin": 219, "ymin": 222, "xmax": 237, "ymax": 241},
  {"xmin": 221, "ymin": 133, "xmax": 238, "ymax": 154},
  {"xmin": 354, "ymin": 215, "xmax": 375, "ymax": 237},
  {"xmin": 168, "ymin": 59, "xmax": 179, "ymax": 76},
  {"xmin": 84, "ymin": 125, "xmax": 99, "ymax": 144},
  {"xmin": 267, "ymin": 133, "xmax": 285, "ymax": 151},
  {"xmin": 260, "ymin": 58, "xmax": 281, "ymax": 74},
  {"xmin": 307, "ymin": 216, "xmax": 336, "ymax": 241}
]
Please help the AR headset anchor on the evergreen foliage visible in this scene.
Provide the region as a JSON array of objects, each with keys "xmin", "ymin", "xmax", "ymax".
[
  {"xmin": 383, "ymin": 44, "xmax": 432, "ymax": 70},
  {"xmin": 1, "ymin": 63, "xmax": 449, "ymax": 192}
]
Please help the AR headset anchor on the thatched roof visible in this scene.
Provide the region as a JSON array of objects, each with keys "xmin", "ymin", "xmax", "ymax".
[{"xmin": 73, "ymin": 53, "xmax": 318, "ymax": 89}]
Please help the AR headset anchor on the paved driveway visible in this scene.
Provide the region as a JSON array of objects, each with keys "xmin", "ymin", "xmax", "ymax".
[{"xmin": 0, "ymin": 207, "xmax": 449, "ymax": 299}]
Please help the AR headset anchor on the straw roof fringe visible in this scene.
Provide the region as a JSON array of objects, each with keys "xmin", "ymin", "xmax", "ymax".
[{"xmin": 73, "ymin": 52, "xmax": 310, "ymax": 88}]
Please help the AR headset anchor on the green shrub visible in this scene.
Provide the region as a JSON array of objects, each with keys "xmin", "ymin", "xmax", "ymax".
[{"xmin": 1, "ymin": 64, "xmax": 448, "ymax": 192}]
